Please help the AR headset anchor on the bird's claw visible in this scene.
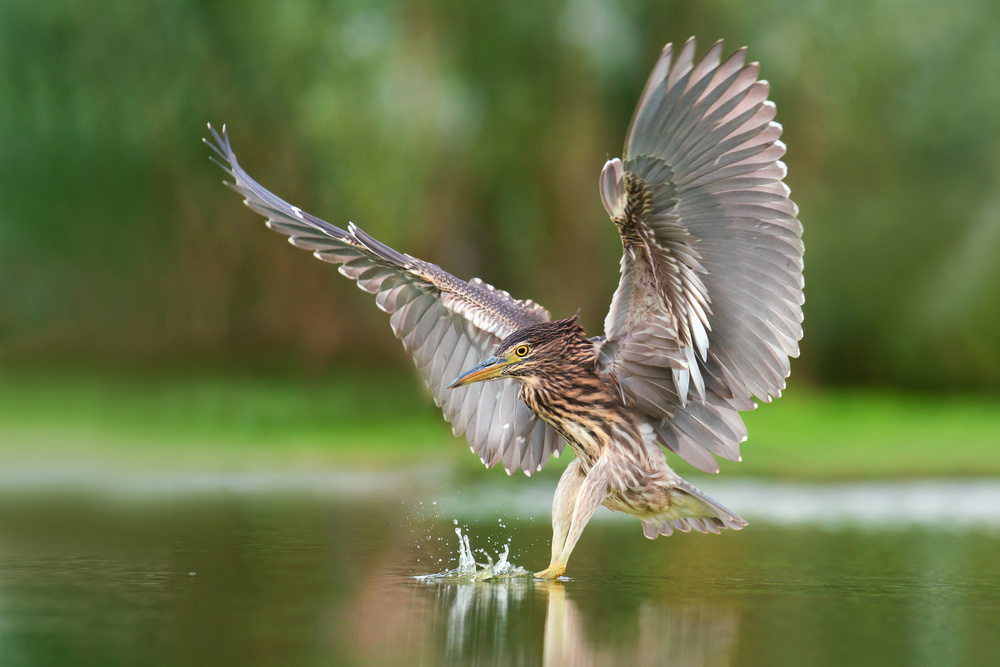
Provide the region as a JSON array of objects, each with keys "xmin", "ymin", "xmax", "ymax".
[{"xmin": 534, "ymin": 563, "xmax": 566, "ymax": 580}]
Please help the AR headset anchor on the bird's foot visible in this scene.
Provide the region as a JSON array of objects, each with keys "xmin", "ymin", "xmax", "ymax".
[{"xmin": 534, "ymin": 562, "xmax": 566, "ymax": 580}]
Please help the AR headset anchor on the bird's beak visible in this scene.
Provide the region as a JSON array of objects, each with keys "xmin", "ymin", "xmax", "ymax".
[{"xmin": 448, "ymin": 356, "xmax": 509, "ymax": 389}]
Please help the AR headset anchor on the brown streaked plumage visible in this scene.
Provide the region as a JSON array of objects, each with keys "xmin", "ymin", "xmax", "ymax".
[{"xmin": 205, "ymin": 37, "xmax": 804, "ymax": 578}]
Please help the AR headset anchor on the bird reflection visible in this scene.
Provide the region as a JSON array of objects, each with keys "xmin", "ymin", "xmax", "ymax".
[
  {"xmin": 424, "ymin": 578, "xmax": 740, "ymax": 666},
  {"xmin": 540, "ymin": 581, "xmax": 739, "ymax": 667}
]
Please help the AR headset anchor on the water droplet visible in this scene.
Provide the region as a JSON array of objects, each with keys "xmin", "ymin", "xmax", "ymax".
[{"xmin": 413, "ymin": 524, "xmax": 530, "ymax": 582}]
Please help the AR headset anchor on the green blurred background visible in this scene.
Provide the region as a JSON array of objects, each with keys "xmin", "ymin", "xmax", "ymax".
[{"xmin": 1, "ymin": 0, "xmax": 998, "ymax": 477}]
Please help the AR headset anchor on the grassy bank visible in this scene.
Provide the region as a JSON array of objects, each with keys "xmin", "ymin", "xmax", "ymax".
[{"xmin": 1, "ymin": 368, "xmax": 997, "ymax": 480}]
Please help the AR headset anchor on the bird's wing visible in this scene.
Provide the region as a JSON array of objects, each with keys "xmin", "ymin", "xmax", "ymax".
[
  {"xmin": 596, "ymin": 39, "xmax": 804, "ymax": 473},
  {"xmin": 205, "ymin": 125, "xmax": 564, "ymax": 475}
]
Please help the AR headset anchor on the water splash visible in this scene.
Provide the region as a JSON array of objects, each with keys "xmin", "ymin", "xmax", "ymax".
[{"xmin": 416, "ymin": 525, "xmax": 532, "ymax": 582}]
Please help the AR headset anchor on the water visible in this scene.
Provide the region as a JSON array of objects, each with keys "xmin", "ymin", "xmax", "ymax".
[
  {"xmin": 416, "ymin": 524, "xmax": 531, "ymax": 582},
  {"xmin": 1, "ymin": 474, "xmax": 999, "ymax": 666}
]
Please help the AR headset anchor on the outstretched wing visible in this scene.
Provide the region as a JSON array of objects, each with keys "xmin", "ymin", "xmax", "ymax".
[
  {"xmin": 596, "ymin": 39, "xmax": 804, "ymax": 473},
  {"xmin": 205, "ymin": 124, "xmax": 564, "ymax": 475}
]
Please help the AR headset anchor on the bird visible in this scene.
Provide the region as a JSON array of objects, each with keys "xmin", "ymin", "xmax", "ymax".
[{"xmin": 204, "ymin": 37, "xmax": 804, "ymax": 579}]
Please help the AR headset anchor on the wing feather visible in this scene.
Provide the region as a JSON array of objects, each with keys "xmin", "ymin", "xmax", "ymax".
[
  {"xmin": 597, "ymin": 39, "xmax": 804, "ymax": 472},
  {"xmin": 205, "ymin": 124, "xmax": 564, "ymax": 475}
]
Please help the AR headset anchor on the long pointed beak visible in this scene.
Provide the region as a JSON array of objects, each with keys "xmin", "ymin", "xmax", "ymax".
[{"xmin": 448, "ymin": 356, "xmax": 508, "ymax": 389}]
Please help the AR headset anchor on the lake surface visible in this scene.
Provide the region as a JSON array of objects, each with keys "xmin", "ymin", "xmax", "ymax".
[{"xmin": 1, "ymin": 472, "xmax": 998, "ymax": 666}]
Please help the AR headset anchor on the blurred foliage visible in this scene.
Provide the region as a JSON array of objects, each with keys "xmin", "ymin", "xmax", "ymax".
[
  {"xmin": 1, "ymin": 0, "xmax": 999, "ymax": 390},
  {"xmin": 3, "ymin": 368, "xmax": 999, "ymax": 480}
]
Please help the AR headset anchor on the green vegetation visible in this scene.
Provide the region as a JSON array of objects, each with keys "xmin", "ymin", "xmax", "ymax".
[
  {"xmin": 2, "ymin": 369, "xmax": 997, "ymax": 480},
  {"xmin": 729, "ymin": 390, "xmax": 1000, "ymax": 479},
  {"xmin": 2, "ymin": 0, "xmax": 1000, "ymax": 391},
  {"xmin": 1, "ymin": 1, "xmax": 998, "ymax": 481}
]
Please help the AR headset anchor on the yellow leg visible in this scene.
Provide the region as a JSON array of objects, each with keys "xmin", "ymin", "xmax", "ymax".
[
  {"xmin": 547, "ymin": 459, "xmax": 585, "ymax": 564},
  {"xmin": 535, "ymin": 457, "xmax": 610, "ymax": 579}
]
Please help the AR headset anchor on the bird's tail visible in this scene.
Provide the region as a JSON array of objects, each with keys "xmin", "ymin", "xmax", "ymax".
[{"xmin": 641, "ymin": 480, "xmax": 748, "ymax": 539}]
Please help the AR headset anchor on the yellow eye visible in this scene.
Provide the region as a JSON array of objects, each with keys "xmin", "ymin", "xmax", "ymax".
[{"xmin": 515, "ymin": 345, "xmax": 530, "ymax": 357}]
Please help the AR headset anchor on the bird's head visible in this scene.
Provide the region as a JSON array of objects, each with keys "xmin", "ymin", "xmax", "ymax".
[{"xmin": 448, "ymin": 315, "xmax": 590, "ymax": 388}]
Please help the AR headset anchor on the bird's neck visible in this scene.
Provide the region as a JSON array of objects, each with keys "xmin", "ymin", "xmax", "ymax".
[{"xmin": 518, "ymin": 362, "xmax": 631, "ymax": 465}]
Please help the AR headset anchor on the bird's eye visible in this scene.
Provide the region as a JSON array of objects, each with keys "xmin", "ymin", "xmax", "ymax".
[{"xmin": 514, "ymin": 345, "xmax": 530, "ymax": 357}]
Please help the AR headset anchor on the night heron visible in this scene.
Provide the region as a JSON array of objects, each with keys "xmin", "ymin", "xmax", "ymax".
[{"xmin": 205, "ymin": 38, "xmax": 804, "ymax": 579}]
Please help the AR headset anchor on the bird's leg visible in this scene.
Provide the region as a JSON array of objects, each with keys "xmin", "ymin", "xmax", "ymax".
[
  {"xmin": 547, "ymin": 459, "xmax": 586, "ymax": 565},
  {"xmin": 535, "ymin": 457, "xmax": 611, "ymax": 579}
]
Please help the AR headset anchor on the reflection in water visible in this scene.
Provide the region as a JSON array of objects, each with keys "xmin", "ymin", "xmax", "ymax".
[
  {"xmin": 540, "ymin": 581, "xmax": 739, "ymax": 667},
  {"xmin": 3, "ymin": 482, "xmax": 1000, "ymax": 665},
  {"xmin": 441, "ymin": 579, "xmax": 531, "ymax": 658},
  {"xmin": 406, "ymin": 526, "xmax": 740, "ymax": 665},
  {"xmin": 411, "ymin": 575, "xmax": 740, "ymax": 666},
  {"xmin": 344, "ymin": 568, "xmax": 541, "ymax": 664}
]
